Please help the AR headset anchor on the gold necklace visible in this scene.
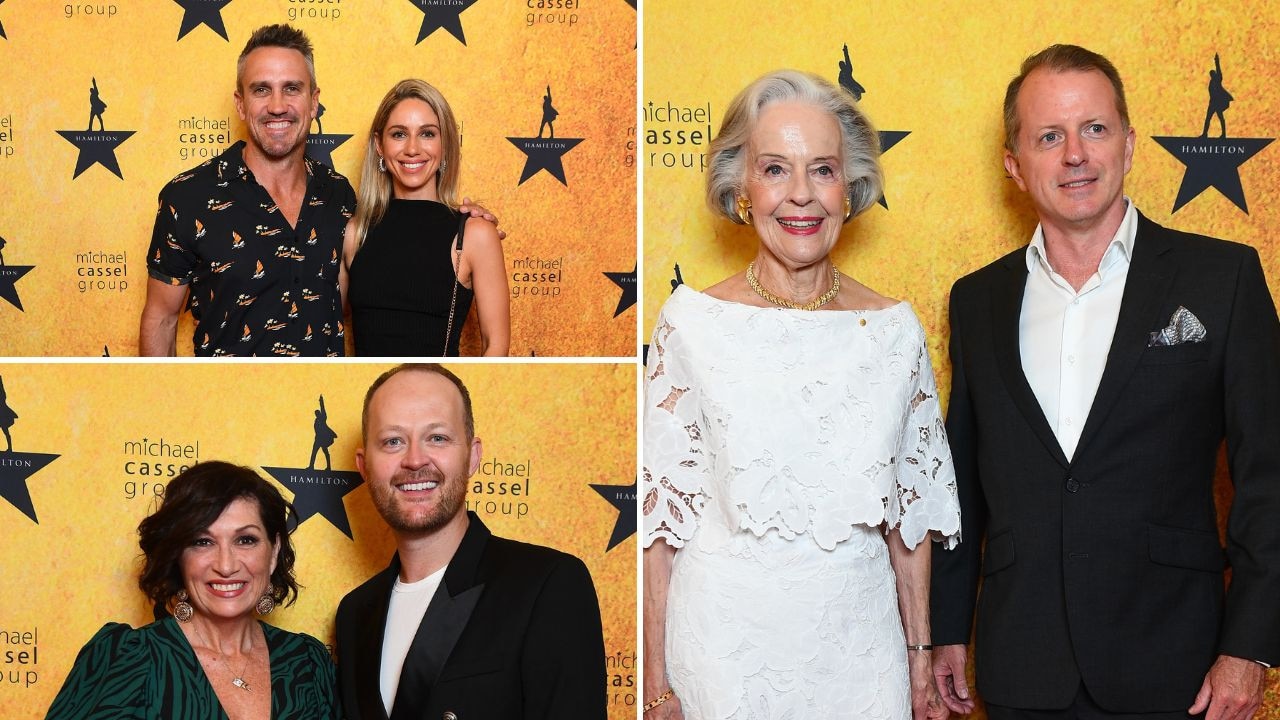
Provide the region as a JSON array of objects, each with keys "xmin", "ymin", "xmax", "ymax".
[
  {"xmin": 192, "ymin": 623, "xmax": 254, "ymax": 692},
  {"xmin": 746, "ymin": 261, "xmax": 840, "ymax": 310}
]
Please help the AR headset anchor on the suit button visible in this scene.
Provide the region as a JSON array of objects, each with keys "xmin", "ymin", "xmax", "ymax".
[
  {"xmin": 1065, "ymin": 477, "xmax": 1080, "ymax": 493},
  {"xmin": 443, "ymin": 713, "xmax": 458, "ymax": 720}
]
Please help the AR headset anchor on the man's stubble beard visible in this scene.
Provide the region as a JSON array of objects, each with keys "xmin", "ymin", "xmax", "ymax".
[{"xmin": 373, "ymin": 466, "xmax": 467, "ymax": 535}]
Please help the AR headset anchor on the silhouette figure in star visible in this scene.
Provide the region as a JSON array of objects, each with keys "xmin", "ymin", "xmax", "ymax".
[
  {"xmin": 87, "ymin": 77, "xmax": 107, "ymax": 132},
  {"xmin": 308, "ymin": 394, "xmax": 337, "ymax": 471},
  {"xmin": 670, "ymin": 263, "xmax": 684, "ymax": 294},
  {"xmin": 838, "ymin": 44, "xmax": 865, "ymax": 101},
  {"xmin": 538, "ymin": 85, "xmax": 558, "ymax": 139},
  {"xmin": 1200, "ymin": 53, "xmax": 1233, "ymax": 138},
  {"xmin": 0, "ymin": 375, "xmax": 17, "ymax": 453},
  {"xmin": 314, "ymin": 101, "xmax": 326, "ymax": 135}
]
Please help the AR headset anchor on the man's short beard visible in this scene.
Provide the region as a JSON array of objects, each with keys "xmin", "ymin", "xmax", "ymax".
[{"xmin": 373, "ymin": 467, "xmax": 466, "ymax": 534}]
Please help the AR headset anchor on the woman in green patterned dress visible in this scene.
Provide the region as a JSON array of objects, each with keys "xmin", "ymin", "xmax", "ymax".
[{"xmin": 46, "ymin": 461, "xmax": 339, "ymax": 719}]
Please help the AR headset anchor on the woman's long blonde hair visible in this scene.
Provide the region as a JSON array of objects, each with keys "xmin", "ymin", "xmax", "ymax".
[{"xmin": 350, "ymin": 79, "xmax": 462, "ymax": 248}]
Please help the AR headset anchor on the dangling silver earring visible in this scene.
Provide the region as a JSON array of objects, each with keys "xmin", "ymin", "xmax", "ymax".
[
  {"xmin": 256, "ymin": 588, "xmax": 276, "ymax": 616},
  {"xmin": 174, "ymin": 590, "xmax": 194, "ymax": 623},
  {"xmin": 378, "ymin": 156, "xmax": 386, "ymax": 173}
]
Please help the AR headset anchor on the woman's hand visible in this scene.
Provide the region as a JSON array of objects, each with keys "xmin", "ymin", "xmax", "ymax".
[{"xmin": 910, "ymin": 650, "xmax": 949, "ymax": 720}]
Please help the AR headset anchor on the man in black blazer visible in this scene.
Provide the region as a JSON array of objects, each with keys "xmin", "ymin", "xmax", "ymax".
[
  {"xmin": 336, "ymin": 364, "xmax": 607, "ymax": 720},
  {"xmin": 931, "ymin": 45, "xmax": 1280, "ymax": 718}
]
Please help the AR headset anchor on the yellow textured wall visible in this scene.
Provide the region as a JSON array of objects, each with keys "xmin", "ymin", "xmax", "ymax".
[
  {"xmin": 644, "ymin": 0, "xmax": 1279, "ymax": 715},
  {"xmin": 0, "ymin": 1, "xmax": 637, "ymax": 356},
  {"xmin": 0, "ymin": 362, "xmax": 638, "ymax": 719}
]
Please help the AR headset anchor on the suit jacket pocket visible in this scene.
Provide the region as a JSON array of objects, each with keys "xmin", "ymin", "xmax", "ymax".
[
  {"xmin": 1140, "ymin": 342, "xmax": 1210, "ymax": 365},
  {"xmin": 1148, "ymin": 524, "xmax": 1225, "ymax": 572},
  {"xmin": 981, "ymin": 528, "xmax": 1015, "ymax": 576}
]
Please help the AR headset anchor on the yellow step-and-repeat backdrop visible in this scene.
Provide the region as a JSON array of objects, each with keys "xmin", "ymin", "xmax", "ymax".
[
  {"xmin": 0, "ymin": 361, "xmax": 638, "ymax": 718},
  {"xmin": 644, "ymin": 0, "xmax": 1279, "ymax": 715},
  {"xmin": 0, "ymin": 0, "xmax": 637, "ymax": 357}
]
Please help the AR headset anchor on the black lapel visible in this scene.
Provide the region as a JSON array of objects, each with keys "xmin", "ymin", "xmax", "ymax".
[
  {"xmin": 388, "ymin": 513, "xmax": 490, "ymax": 720},
  {"xmin": 989, "ymin": 250, "xmax": 1070, "ymax": 468},
  {"xmin": 1073, "ymin": 214, "xmax": 1175, "ymax": 458},
  {"xmin": 354, "ymin": 564, "xmax": 398, "ymax": 720}
]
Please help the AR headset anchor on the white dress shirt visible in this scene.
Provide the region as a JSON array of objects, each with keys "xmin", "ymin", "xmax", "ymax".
[{"xmin": 1019, "ymin": 200, "xmax": 1138, "ymax": 461}]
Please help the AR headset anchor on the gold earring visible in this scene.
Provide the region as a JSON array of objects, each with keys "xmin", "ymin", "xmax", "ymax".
[
  {"xmin": 735, "ymin": 196, "xmax": 752, "ymax": 224},
  {"xmin": 843, "ymin": 195, "xmax": 852, "ymax": 221}
]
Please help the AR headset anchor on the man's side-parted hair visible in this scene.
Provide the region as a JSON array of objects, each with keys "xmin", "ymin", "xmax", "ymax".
[
  {"xmin": 706, "ymin": 69, "xmax": 882, "ymax": 226},
  {"xmin": 1003, "ymin": 44, "xmax": 1129, "ymax": 154},
  {"xmin": 362, "ymin": 364, "xmax": 476, "ymax": 443},
  {"xmin": 237, "ymin": 24, "xmax": 317, "ymax": 93},
  {"xmin": 137, "ymin": 461, "xmax": 300, "ymax": 618}
]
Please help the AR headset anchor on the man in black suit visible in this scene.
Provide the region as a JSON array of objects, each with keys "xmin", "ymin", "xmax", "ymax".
[
  {"xmin": 931, "ymin": 45, "xmax": 1280, "ymax": 719},
  {"xmin": 336, "ymin": 364, "xmax": 607, "ymax": 719}
]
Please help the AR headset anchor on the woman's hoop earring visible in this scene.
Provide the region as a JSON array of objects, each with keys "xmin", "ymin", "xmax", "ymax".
[
  {"xmin": 378, "ymin": 156, "xmax": 386, "ymax": 173},
  {"xmin": 735, "ymin": 196, "xmax": 752, "ymax": 224}
]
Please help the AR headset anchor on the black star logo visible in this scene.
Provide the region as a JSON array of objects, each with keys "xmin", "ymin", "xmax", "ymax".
[
  {"xmin": 0, "ymin": 0, "xmax": 7, "ymax": 40},
  {"xmin": 0, "ymin": 453, "xmax": 59, "ymax": 524},
  {"xmin": 876, "ymin": 130, "xmax": 910, "ymax": 209},
  {"xmin": 407, "ymin": 0, "xmax": 479, "ymax": 45},
  {"xmin": 590, "ymin": 481, "xmax": 636, "ymax": 551},
  {"xmin": 306, "ymin": 133, "xmax": 354, "ymax": 168},
  {"xmin": 173, "ymin": 0, "xmax": 232, "ymax": 41},
  {"xmin": 1151, "ymin": 136, "xmax": 1273, "ymax": 214},
  {"xmin": 604, "ymin": 264, "xmax": 636, "ymax": 317},
  {"xmin": 57, "ymin": 130, "xmax": 136, "ymax": 179},
  {"xmin": 507, "ymin": 136, "xmax": 584, "ymax": 185},
  {"xmin": 0, "ymin": 264, "xmax": 33, "ymax": 311},
  {"xmin": 261, "ymin": 466, "xmax": 364, "ymax": 539}
]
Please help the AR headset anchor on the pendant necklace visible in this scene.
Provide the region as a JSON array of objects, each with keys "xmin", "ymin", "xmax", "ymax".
[{"xmin": 192, "ymin": 623, "xmax": 254, "ymax": 692}]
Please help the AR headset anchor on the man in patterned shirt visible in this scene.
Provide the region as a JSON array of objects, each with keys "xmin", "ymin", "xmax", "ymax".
[{"xmin": 140, "ymin": 24, "xmax": 352, "ymax": 356}]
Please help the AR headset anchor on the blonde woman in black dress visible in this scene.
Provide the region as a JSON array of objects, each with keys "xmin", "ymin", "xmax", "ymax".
[{"xmin": 342, "ymin": 79, "xmax": 508, "ymax": 356}]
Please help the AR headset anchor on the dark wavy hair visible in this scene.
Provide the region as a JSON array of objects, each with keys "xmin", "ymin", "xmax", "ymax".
[{"xmin": 137, "ymin": 461, "xmax": 299, "ymax": 618}]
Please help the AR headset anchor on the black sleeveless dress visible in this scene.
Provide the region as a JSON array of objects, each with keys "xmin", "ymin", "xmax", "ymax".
[{"xmin": 348, "ymin": 199, "xmax": 474, "ymax": 356}]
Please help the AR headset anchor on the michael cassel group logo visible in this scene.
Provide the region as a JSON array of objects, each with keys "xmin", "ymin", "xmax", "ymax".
[
  {"xmin": 0, "ymin": 375, "xmax": 60, "ymax": 524},
  {"xmin": 507, "ymin": 85, "xmax": 583, "ymax": 186},
  {"xmin": 261, "ymin": 393, "xmax": 363, "ymax": 538},
  {"xmin": 57, "ymin": 77, "xmax": 135, "ymax": 179},
  {"xmin": 1152, "ymin": 53, "xmax": 1274, "ymax": 214}
]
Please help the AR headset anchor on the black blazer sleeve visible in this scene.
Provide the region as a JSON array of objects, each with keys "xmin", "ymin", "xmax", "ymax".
[
  {"xmin": 520, "ymin": 554, "xmax": 607, "ymax": 719},
  {"xmin": 931, "ymin": 277, "xmax": 987, "ymax": 646},
  {"xmin": 1219, "ymin": 247, "xmax": 1280, "ymax": 665}
]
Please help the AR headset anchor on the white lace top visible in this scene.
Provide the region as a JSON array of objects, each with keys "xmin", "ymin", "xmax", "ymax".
[{"xmin": 643, "ymin": 285, "xmax": 961, "ymax": 552}]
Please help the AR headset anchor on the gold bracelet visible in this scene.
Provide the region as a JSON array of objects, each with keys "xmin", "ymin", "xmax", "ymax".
[{"xmin": 643, "ymin": 689, "xmax": 674, "ymax": 713}]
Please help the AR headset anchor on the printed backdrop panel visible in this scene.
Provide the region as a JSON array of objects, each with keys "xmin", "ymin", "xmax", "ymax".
[
  {"xmin": 0, "ymin": 0, "xmax": 637, "ymax": 356},
  {"xmin": 645, "ymin": 1, "xmax": 1279, "ymax": 716},
  {"xmin": 0, "ymin": 361, "xmax": 638, "ymax": 718}
]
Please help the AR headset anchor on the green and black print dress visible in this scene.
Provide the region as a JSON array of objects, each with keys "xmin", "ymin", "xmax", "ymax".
[{"xmin": 46, "ymin": 617, "xmax": 339, "ymax": 719}]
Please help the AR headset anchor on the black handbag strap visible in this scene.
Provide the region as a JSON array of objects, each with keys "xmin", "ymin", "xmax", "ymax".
[{"xmin": 442, "ymin": 212, "xmax": 468, "ymax": 355}]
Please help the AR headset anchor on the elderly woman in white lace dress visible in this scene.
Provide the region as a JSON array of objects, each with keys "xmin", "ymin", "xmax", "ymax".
[{"xmin": 642, "ymin": 70, "xmax": 962, "ymax": 720}]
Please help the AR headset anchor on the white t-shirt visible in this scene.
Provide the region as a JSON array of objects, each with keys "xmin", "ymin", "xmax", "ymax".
[{"xmin": 380, "ymin": 565, "xmax": 447, "ymax": 716}]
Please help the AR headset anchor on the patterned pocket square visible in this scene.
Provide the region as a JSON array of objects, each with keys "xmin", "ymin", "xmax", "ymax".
[{"xmin": 1148, "ymin": 306, "xmax": 1207, "ymax": 347}]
